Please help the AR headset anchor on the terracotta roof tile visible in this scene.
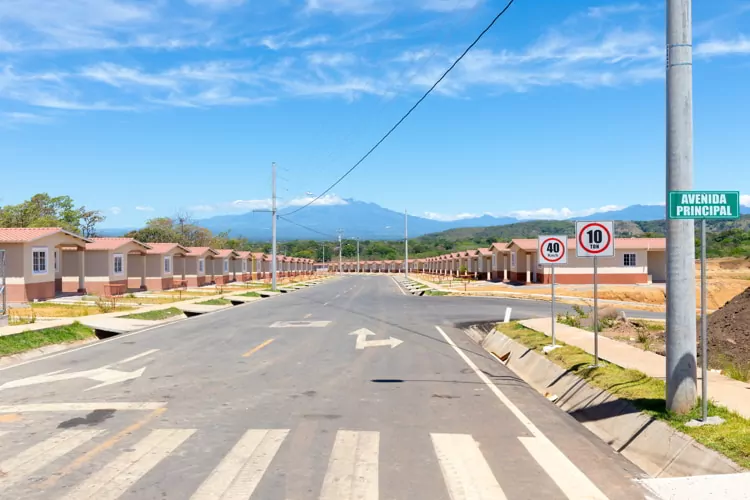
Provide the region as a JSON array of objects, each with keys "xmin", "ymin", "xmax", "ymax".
[
  {"xmin": 215, "ymin": 249, "xmax": 239, "ymax": 258},
  {"xmin": 145, "ymin": 243, "xmax": 189, "ymax": 255},
  {"xmin": 0, "ymin": 227, "xmax": 90, "ymax": 244},
  {"xmin": 87, "ymin": 237, "xmax": 150, "ymax": 251}
]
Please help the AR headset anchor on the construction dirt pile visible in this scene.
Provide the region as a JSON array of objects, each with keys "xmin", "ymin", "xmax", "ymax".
[{"xmin": 708, "ymin": 286, "xmax": 750, "ymax": 368}]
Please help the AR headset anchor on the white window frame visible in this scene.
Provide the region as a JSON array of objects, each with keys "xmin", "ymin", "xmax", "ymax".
[
  {"xmin": 54, "ymin": 250, "xmax": 59, "ymax": 272},
  {"xmin": 492, "ymin": 253, "xmax": 497, "ymax": 269},
  {"xmin": 32, "ymin": 246, "xmax": 48, "ymax": 275},
  {"xmin": 198, "ymin": 258, "xmax": 205, "ymax": 273},
  {"xmin": 510, "ymin": 252, "xmax": 517, "ymax": 269},
  {"xmin": 623, "ymin": 253, "xmax": 637, "ymax": 267},
  {"xmin": 224, "ymin": 259, "xmax": 229, "ymax": 273},
  {"xmin": 113, "ymin": 253, "xmax": 124, "ymax": 275},
  {"xmin": 242, "ymin": 260, "xmax": 247, "ymax": 272},
  {"xmin": 164, "ymin": 256, "xmax": 172, "ymax": 274}
]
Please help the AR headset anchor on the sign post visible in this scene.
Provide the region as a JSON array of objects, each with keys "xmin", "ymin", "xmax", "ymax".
[
  {"xmin": 575, "ymin": 221, "xmax": 615, "ymax": 367},
  {"xmin": 669, "ymin": 190, "xmax": 739, "ymax": 424},
  {"xmin": 538, "ymin": 236, "xmax": 568, "ymax": 350}
]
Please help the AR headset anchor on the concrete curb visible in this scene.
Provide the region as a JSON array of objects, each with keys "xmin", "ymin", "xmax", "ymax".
[{"xmin": 471, "ymin": 326, "xmax": 745, "ymax": 478}]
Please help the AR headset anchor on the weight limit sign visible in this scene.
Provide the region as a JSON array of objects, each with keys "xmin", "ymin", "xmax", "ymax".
[
  {"xmin": 538, "ymin": 236, "xmax": 568, "ymax": 265},
  {"xmin": 575, "ymin": 221, "xmax": 615, "ymax": 258}
]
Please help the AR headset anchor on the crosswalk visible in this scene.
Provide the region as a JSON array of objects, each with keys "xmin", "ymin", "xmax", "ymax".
[{"xmin": 0, "ymin": 426, "xmax": 614, "ymax": 500}]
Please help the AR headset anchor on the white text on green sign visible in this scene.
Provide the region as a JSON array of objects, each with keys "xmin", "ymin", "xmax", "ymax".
[{"xmin": 668, "ymin": 191, "xmax": 740, "ymax": 220}]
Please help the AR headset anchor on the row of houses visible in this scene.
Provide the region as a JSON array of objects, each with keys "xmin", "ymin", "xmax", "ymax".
[
  {"xmin": 0, "ymin": 228, "xmax": 314, "ymax": 303},
  {"xmin": 327, "ymin": 238, "xmax": 667, "ymax": 285}
]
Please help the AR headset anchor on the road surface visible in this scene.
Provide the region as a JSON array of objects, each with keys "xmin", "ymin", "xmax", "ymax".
[{"xmin": 0, "ymin": 275, "xmax": 654, "ymax": 499}]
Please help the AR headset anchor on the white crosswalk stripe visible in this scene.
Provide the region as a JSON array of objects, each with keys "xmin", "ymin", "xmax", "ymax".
[
  {"xmin": 60, "ymin": 428, "xmax": 195, "ymax": 500},
  {"xmin": 191, "ymin": 429, "xmax": 289, "ymax": 500},
  {"xmin": 0, "ymin": 429, "xmax": 103, "ymax": 494},
  {"xmin": 431, "ymin": 433, "xmax": 507, "ymax": 500},
  {"xmin": 0, "ymin": 426, "xmax": 614, "ymax": 499},
  {"xmin": 319, "ymin": 430, "xmax": 379, "ymax": 500}
]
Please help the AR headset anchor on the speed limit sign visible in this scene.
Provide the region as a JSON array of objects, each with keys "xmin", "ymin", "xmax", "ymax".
[
  {"xmin": 576, "ymin": 221, "xmax": 615, "ymax": 257},
  {"xmin": 538, "ymin": 235, "xmax": 568, "ymax": 265}
]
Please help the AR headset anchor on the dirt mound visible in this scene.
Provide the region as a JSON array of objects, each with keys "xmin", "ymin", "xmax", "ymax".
[{"xmin": 708, "ymin": 286, "xmax": 750, "ymax": 368}]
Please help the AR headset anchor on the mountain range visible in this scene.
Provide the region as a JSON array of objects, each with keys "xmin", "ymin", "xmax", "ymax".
[{"xmin": 101, "ymin": 200, "xmax": 750, "ymax": 240}]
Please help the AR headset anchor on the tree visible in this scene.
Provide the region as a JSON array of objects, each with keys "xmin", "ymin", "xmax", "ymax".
[{"xmin": 0, "ymin": 193, "xmax": 105, "ymax": 236}]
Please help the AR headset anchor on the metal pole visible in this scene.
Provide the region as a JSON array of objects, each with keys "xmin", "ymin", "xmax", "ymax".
[
  {"xmin": 551, "ymin": 265, "xmax": 556, "ymax": 347},
  {"xmin": 1, "ymin": 250, "xmax": 6, "ymax": 316},
  {"xmin": 404, "ymin": 210, "xmax": 409, "ymax": 279},
  {"xmin": 594, "ymin": 256, "xmax": 599, "ymax": 366},
  {"xmin": 666, "ymin": 0, "xmax": 697, "ymax": 413},
  {"xmin": 356, "ymin": 238, "xmax": 360, "ymax": 274},
  {"xmin": 701, "ymin": 219, "xmax": 708, "ymax": 422},
  {"xmin": 338, "ymin": 230, "xmax": 343, "ymax": 275},
  {"xmin": 271, "ymin": 164, "xmax": 279, "ymax": 290}
]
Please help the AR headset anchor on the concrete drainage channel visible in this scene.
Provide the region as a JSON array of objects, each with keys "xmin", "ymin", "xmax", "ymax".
[
  {"xmin": 464, "ymin": 322, "xmax": 744, "ymax": 481},
  {"xmin": 395, "ymin": 278, "xmax": 427, "ymax": 296}
]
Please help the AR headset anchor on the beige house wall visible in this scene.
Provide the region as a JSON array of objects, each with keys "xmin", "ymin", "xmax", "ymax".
[
  {"xmin": 648, "ymin": 251, "xmax": 667, "ymax": 282},
  {"xmin": 1, "ymin": 244, "xmax": 25, "ymax": 281},
  {"xmin": 537, "ymin": 250, "xmax": 649, "ymax": 276}
]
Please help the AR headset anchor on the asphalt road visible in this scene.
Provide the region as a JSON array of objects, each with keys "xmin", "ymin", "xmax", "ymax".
[{"xmin": 0, "ymin": 275, "xmax": 655, "ymax": 499}]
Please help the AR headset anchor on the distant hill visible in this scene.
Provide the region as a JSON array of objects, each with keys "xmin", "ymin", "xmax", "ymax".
[
  {"xmin": 99, "ymin": 199, "xmax": 750, "ymax": 241},
  {"xmin": 416, "ymin": 215, "xmax": 750, "ymax": 243}
]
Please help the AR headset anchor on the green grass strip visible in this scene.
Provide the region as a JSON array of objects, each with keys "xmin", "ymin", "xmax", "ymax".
[
  {"xmin": 120, "ymin": 307, "xmax": 184, "ymax": 321},
  {"xmin": 0, "ymin": 322, "xmax": 95, "ymax": 357},
  {"xmin": 496, "ymin": 321, "xmax": 750, "ymax": 469},
  {"xmin": 196, "ymin": 298, "xmax": 232, "ymax": 306}
]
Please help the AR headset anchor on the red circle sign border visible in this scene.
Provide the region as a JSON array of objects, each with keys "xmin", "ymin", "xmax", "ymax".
[
  {"xmin": 540, "ymin": 237, "xmax": 566, "ymax": 263},
  {"xmin": 578, "ymin": 222, "xmax": 612, "ymax": 255}
]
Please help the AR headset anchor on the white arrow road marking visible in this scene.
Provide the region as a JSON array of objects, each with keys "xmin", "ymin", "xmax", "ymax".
[
  {"xmin": 349, "ymin": 328, "xmax": 403, "ymax": 350},
  {"xmin": 0, "ymin": 350, "xmax": 158, "ymax": 392}
]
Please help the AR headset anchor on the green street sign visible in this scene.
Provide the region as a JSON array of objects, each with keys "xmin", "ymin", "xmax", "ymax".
[{"xmin": 668, "ymin": 191, "xmax": 741, "ymax": 220}]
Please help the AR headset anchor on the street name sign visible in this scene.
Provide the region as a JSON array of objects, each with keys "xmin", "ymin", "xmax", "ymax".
[
  {"xmin": 668, "ymin": 191, "xmax": 740, "ymax": 220},
  {"xmin": 538, "ymin": 235, "xmax": 568, "ymax": 265},
  {"xmin": 575, "ymin": 221, "xmax": 615, "ymax": 258}
]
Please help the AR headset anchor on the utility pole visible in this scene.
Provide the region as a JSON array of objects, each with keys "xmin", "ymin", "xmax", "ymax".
[
  {"xmin": 666, "ymin": 0, "xmax": 697, "ymax": 413},
  {"xmin": 337, "ymin": 229, "xmax": 344, "ymax": 275},
  {"xmin": 356, "ymin": 238, "xmax": 360, "ymax": 273},
  {"xmin": 252, "ymin": 162, "xmax": 278, "ymax": 291},
  {"xmin": 404, "ymin": 210, "xmax": 409, "ymax": 279}
]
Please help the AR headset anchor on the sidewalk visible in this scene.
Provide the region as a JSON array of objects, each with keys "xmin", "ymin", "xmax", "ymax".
[{"xmin": 519, "ymin": 317, "xmax": 750, "ymax": 420}]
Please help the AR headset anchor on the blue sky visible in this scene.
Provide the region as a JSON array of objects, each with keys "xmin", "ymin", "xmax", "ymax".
[{"xmin": 1, "ymin": 0, "xmax": 749, "ymax": 228}]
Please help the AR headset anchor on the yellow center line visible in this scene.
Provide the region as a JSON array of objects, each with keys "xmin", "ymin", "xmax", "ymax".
[
  {"xmin": 40, "ymin": 406, "xmax": 167, "ymax": 488},
  {"xmin": 243, "ymin": 338, "xmax": 275, "ymax": 358}
]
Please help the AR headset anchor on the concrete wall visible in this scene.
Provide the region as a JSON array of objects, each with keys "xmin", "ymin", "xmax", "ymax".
[{"xmin": 648, "ymin": 251, "xmax": 666, "ymax": 283}]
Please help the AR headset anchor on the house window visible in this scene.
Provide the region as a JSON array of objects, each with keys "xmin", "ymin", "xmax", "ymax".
[
  {"xmin": 199, "ymin": 259, "xmax": 205, "ymax": 273},
  {"xmin": 492, "ymin": 254, "xmax": 497, "ymax": 269},
  {"xmin": 242, "ymin": 260, "xmax": 247, "ymax": 272},
  {"xmin": 511, "ymin": 252, "xmax": 517, "ymax": 269},
  {"xmin": 224, "ymin": 259, "xmax": 229, "ymax": 273},
  {"xmin": 113, "ymin": 254, "xmax": 124, "ymax": 275},
  {"xmin": 164, "ymin": 256, "xmax": 172, "ymax": 273},
  {"xmin": 624, "ymin": 253, "xmax": 637, "ymax": 267},
  {"xmin": 32, "ymin": 247, "xmax": 48, "ymax": 274},
  {"xmin": 54, "ymin": 250, "xmax": 58, "ymax": 272}
]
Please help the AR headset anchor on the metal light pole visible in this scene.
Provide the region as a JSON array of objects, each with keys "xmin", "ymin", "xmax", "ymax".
[
  {"xmin": 1, "ymin": 250, "xmax": 6, "ymax": 317},
  {"xmin": 404, "ymin": 210, "xmax": 409, "ymax": 279},
  {"xmin": 666, "ymin": 0, "xmax": 697, "ymax": 413},
  {"xmin": 252, "ymin": 162, "xmax": 278, "ymax": 291},
  {"xmin": 356, "ymin": 238, "xmax": 360, "ymax": 273},
  {"xmin": 337, "ymin": 229, "xmax": 343, "ymax": 275}
]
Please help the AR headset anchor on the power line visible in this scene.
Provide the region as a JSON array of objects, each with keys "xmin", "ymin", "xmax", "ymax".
[
  {"xmin": 278, "ymin": 215, "xmax": 336, "ymax": 239},
  {"xmin": 281, "ymin": 0, "xmax": 517, "ymax": 217}
]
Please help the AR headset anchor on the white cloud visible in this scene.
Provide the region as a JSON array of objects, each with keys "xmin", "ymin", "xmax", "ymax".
[
  {"xmin": 696, "ymin": 37, "xmax": 750, "ymax": 57},
  {"xmin": 1, "ymin": 111, "xmax": 52, "ymax": 124},
  {"xmin": 422, "ymin": 0, "xmax": 482, "ymax": 12},
  {"xmin": 185, "ymin": 0, "xmax": 245, "ymax": 9},
  {"xmin": 257, "ymin": 33, "xmax": 331, "ymax": 51},
  {"xmin": 306, "ymin": 52, "xmax": 357, "ymax": 68},
  {"xmin": 197, "ymin": 194, "xmax": 349, "ymax": 213},
  {"xmin": 110, "ymin": 206, "xmax": 122, "ymax": 215},
  {"xmin": 508, "ymin": 205, "xmax": 626, "ymax": 220},
  {"xmin": 423, "ymin": 212, "xmax": 480, "ymax": 221},
  {"xmin": 135, "ymin": 205, "xmax": 154, "ymax": 211},
  {"xmin": 741, "ymin": 195, "xmax": 750, "ymax": 207},
  {"xmin": 80, "ymin": 63, "xmax": 178, "ymax": 89},
  {"xmin": 305, "ymin": 0, "xmax": 381, "ymax": 15},
  {"xmin": 587, "ymin": 3, "xmax": 646, "ymax": 18}
]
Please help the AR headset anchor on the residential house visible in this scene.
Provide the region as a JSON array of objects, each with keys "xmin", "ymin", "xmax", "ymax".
[
  {"xmin": 127, "ymin": 243, "xmax": 189, "ymax": 291},
  {"xmin": 0, "ymin": 227, "xmax": 90, "ymax": 302},
  {"xmin": 184, "ymin": 247, "xmax": 220, "ymax": 287},
  {"xmin": 62, "ymin": 237, "xmax": 151, "ymax": 295}
]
